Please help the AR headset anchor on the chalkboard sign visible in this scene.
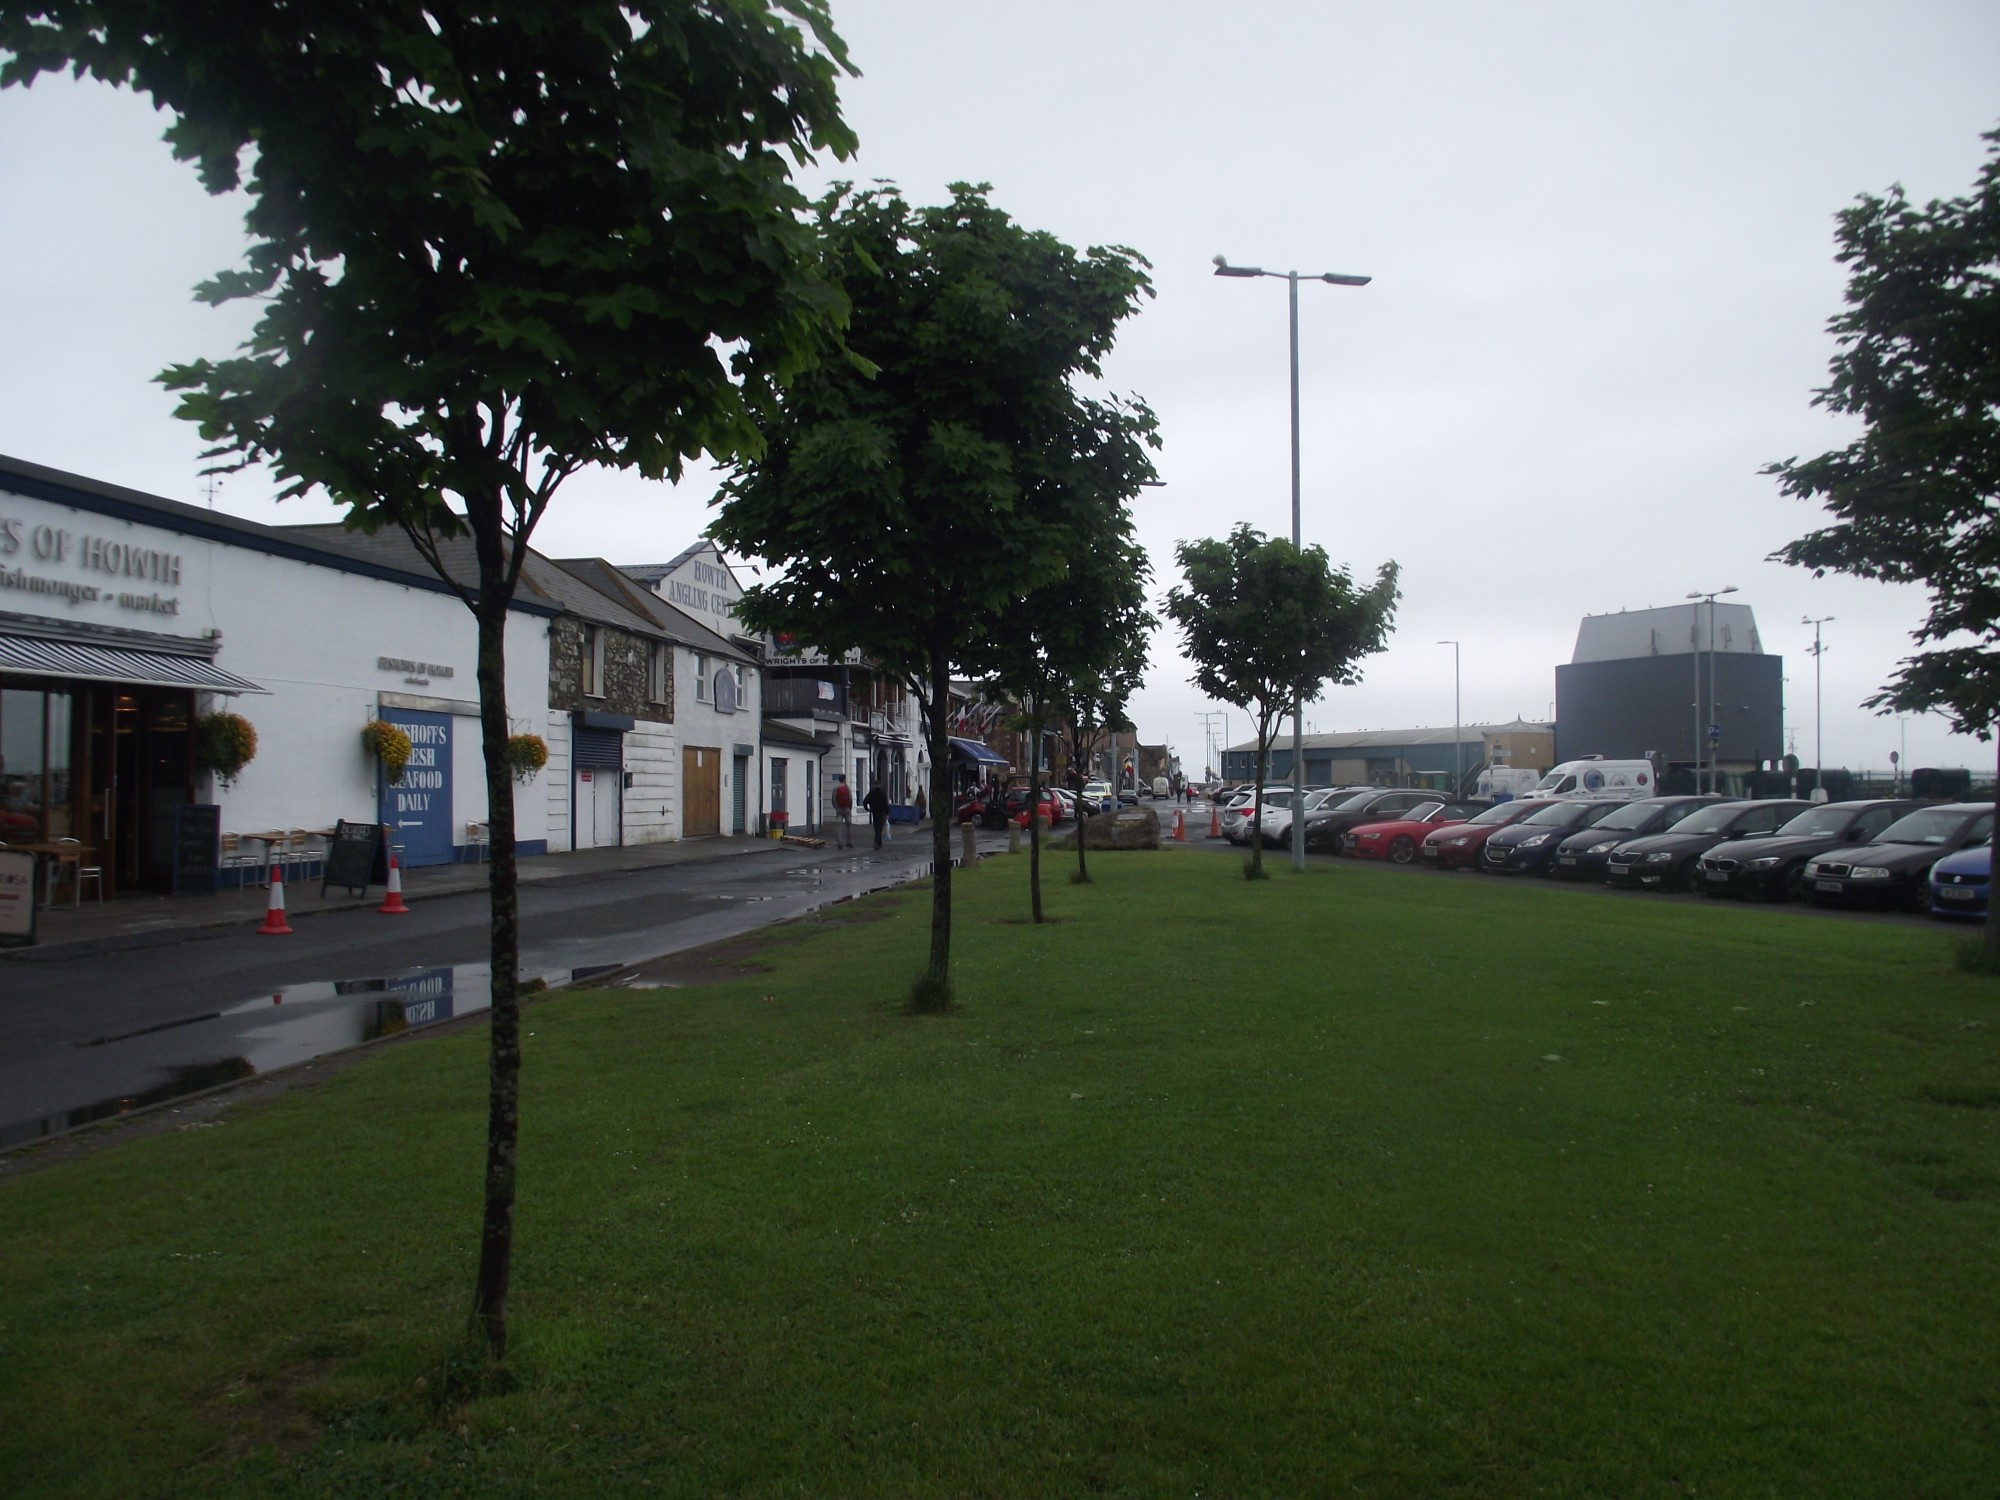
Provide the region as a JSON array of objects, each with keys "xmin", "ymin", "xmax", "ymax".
[
  {"xmin": 321, "ymin": 819, "xmax": 387, "ymax": 896},
  {"xmin": 172, "ymin": 803, "xmax": 222, "ymax": 897}
]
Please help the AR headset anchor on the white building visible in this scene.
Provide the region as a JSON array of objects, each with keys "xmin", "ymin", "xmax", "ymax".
[{"xmin": 1, "ymin": 454, "xmax": 555, "ymax": 888}]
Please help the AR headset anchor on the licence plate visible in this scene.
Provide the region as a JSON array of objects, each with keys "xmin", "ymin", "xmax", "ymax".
[
  {"xmin": 1815, "ymin": 879, "xmax": 1842, "ymax": 893},
  {"xmin": 1558, "ymin": 856, "xmax": 1576, "ymax": 866},
  {"xmin": 1704, "ymin": 870, "xmax": 1728, "ymax": 883},
  {"xmin": 1940, "ymin": 887, "xmax": 1976, "ymax": 901}
]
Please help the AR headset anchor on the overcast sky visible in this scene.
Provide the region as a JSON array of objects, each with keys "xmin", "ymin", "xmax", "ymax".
[{"xmin": 2, "ymin": 2, "xmax": 1996, "ymax": 776}]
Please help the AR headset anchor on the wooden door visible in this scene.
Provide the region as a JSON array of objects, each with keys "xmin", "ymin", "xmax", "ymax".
[{"xmin": 682, "ymin": 745, "xmax": 721, "ymax": 837}]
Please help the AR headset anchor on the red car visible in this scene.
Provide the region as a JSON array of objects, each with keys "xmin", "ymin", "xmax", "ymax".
[
  {"xmin": 1344, "ymin": 800, "xmax": 1490, "ymax": 864},
  {"xmin": 1419, "ymin": 799, "xmax": 1558, "ymax": 870}
]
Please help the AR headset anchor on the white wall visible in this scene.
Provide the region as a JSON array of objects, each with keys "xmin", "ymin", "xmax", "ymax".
[{"xmin": 0, "ymin": 484, "xmax": 554, "ymax": 851}]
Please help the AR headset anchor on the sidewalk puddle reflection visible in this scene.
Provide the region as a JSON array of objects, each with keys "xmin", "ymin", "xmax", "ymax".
[{"xmin": 2, "ymin": 960, "xmax": 617, "ymax": 1152}]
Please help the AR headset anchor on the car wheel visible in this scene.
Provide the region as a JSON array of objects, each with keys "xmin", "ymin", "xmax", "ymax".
[
  {"xmin": 1775, "ymin": 864, "xmax": 1804, "ymax": 903},
  {"xmin": 1389, "ymin": 835, "xmax": 1416, "ymax": 865},
  {"xmin": 1906, "ymin": 874, "xmax": 1934, "ymax": 914}
]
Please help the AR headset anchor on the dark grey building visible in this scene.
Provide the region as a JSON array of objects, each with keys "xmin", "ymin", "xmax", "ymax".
[{"xmin": 1555, "ymin": 604, "xmax": 1784, "ymax": 778}]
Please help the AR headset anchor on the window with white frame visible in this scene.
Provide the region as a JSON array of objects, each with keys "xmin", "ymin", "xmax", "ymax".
[{"xmin": 694, "ymin": 653, "xmax": 710, "ymax": 702}]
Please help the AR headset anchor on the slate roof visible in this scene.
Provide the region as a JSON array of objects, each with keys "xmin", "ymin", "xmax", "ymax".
[
  {"xmin": 282, "ymin": 524, "xmax": 672, "ymax": 641},
  {"xmin": 551, "ymin": 559, "xmax": 754, "ymax": 664}
]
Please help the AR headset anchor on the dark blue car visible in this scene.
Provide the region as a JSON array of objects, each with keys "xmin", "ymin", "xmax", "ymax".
[{"xmin": 1928, "ymin": 844, "xmax": 1991, "ymax": 920}]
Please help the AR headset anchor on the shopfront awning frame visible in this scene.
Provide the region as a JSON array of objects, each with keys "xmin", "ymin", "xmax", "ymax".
[
  {"xmin": 0, "ymin": 633, "xmax": 268, "ymax": 694},
  {"xmin": 948, "ymin": 735, "xmax": 1010, "ymax": 767}
]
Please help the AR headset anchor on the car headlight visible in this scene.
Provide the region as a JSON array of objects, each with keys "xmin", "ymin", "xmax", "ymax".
[
  {"xmin": 1643, "ymin": 851, "xmax": 1675, "ymax": 864},
  {"xmin": 1746, "ymin": 856, "xmax": 1781, "ymax": 870},
  {"xmin": 1442, "ymin": 836, "xmax": 1469, "ymax": 846},
  {"xmin": 1849, "ymin": 866, "xmax": 1892, "ymax": 881},
  {"xmin": 1520, "ymin": 834, "xmax": 1551, "ymax": 847},
  {"xmin": 1585, "ymin": 840, "xmax": 1618, "ymax": 856},
  {"xmin": 1805, "ymin": 861, "xmax": 1826, "ymax": 877}
]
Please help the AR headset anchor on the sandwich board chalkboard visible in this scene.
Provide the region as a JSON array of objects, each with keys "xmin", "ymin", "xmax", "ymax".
[
  {"xmin": 0, "ymin": 848, "xmax": 36, "ymax": 947},
  {"xmin": 172, "ymin": 803, "xmax": 222, "ymax": 897},
  {"xmin": 322, "ymin": 820, "xmax": 388, "ymax": 896}
]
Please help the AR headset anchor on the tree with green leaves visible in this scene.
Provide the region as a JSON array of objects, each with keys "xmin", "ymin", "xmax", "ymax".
[
  {"xmin": 988, "ymin": 530, "xmax": 1153, "ymax": 919},
  {"xmin": 0, "ymin": 0, "xmax": 854, "ymax": 1358},
  {"xmin": 1054, "ymin": 663, "xmax": 1141, "ymax": 887},
  {"xmin": 1767, "ymin": 128, "xmax": 2000, "ymax": 963},
  {"xmin": 713, "ymin": 183, "xmax": 1158, "ymax": 1006},
  {"xmin": 1164, "ymin": 525, "xmax": 1398, "ymax": 878}
]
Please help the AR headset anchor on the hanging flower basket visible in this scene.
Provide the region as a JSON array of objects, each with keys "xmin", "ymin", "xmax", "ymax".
[
  {"xmin": 361, "ymin": 719, "xmax": 413, "ymax": 783},
  {"xmin": 504, "ymin": 733, "xmax": 548, "ymax": 785},
  {"xmin": 194, "ymin": 711, "xmax": 258, "ymax": 790}
]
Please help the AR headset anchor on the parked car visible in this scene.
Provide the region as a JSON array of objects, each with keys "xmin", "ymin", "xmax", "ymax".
[
  {"xmin": 1478, "ymin": 798, "xmax": 1631, "ymax": 875},
  {"xmin": 1604, "ymin": 799, "xmax": 1814, "ymax": 892},
  {"xmin": 1344, "ymin": 801, "xmax": 1490, "ymax": 863},
  {"xmin": 1003, "ymin": 785, "xmax": 1069, "ymax": 825},
  {"xmin": 1258, "ymin": 786, "xmax": 1347, "ymax": 848},
  {"xmin": 1928, "ymin": 842, "xmax": 1991, "ymax": 920},
  {"xmin": 1079, "ymin": 780, "xmax": 1113, "ymax": 815},
  {"xmin": 954, "ymin": 789, "xmax": 1010, "ymax": 829},
  {"xmin": 1805, "ymin": 802, "xmax": 1996, "ymax": 910},
  {"xmin": 1695, "ymin": 799, "xmax": 1922, "ymax": 901},
  {"xmin": 1218, "ymin": 790, "xmax": 1263, "ymax": 844},
  {"xmin": 1548, "ymin": 796, "xmax": 1721, "ymax": 882},
  {"xmin": 1302, "ymin": 787, "xmax": 1450, "ymax": 852},
  {"xmin": 1419, "ymin": 799, "xmax": 1559, "ymax": 870}
]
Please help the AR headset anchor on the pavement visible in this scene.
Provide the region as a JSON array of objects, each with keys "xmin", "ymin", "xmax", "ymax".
[{"xmin": 3, "ymin": 826, "xmax": 907, "ymax": 962}]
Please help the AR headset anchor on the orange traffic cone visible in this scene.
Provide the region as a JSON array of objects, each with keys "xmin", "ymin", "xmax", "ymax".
[
  {"xmin": 1208, "ymin": 802, "xmax": 1223, "ymax": 838},
  {"xmin": 378, "ymin": 853, "xmax": 410, "ymax": 915},
  {"xmin": 1173, "ymin": 808, "xmax": 1186, "ymax": 841},
  {"xmin": 257, "ymin": 865, "xmax": 294, "ymax": 936}
]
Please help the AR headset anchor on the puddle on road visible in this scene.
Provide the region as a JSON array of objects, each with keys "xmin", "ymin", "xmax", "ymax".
[{"xmin": 1, "ymin": 960, "xmax": 619, "ymax": 1152}]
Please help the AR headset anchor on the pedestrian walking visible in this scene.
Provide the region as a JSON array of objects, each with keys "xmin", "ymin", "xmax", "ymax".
[
  {"xmin": 862, "ymin": 781, "xmax": 891, "ymax": 849},
  {"xmin": 832, "ymin": 775, "xmax": 854, "ymax": 848}
]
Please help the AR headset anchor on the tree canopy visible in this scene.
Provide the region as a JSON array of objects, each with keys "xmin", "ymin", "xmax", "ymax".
[
  {"xmin": 1767, "ymin": 126, "xmax": 2000, "ymax": 962},
  {"xmin": 987, "ymin": 526, "xmax": 1154, "ymax": 916},
  {"xmin": 713, "ymin": 182, "xmax": 1158, "ymax": 1002},
  {"xmin": 2, "ymin": 0, "xmax": 857, "ymax": 1356},
  {"xmin": 1165, "ymin": 525, "xmax": 1398, "ymax": 876},
  {"xmin": 1768, "ymin": 128, "xmax": 2000, "ymax": 739}
]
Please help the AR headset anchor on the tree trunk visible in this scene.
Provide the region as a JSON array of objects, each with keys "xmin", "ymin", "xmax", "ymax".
[
  {"xmin": 1987, "ymin": 735, "xmax": 2000, "ymax": 967},
  {"xmin": 468, "ymin": 581, "xmax": 520, "ymax": 1359},
  {"xmin": 1250, "ymin": 729, "xmax": 1269, "ymax": 878},
  {"xmin": 922, "ymin": 651, "xmax": 954, "ymax": 1005},
  {"xmin": 1027, "ymin": 710, "xmax": 1046, "ymax": 922}
]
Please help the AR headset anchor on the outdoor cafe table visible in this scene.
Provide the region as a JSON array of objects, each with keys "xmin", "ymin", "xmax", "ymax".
[{"xmin": 242, "ymin": 829, "xmax": 335, "ymax": 885}]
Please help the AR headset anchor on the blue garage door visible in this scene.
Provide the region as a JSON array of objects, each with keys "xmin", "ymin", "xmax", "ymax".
[{"xmin": 378, "ymin": 708, "xmax": 455, "ymax": 867}]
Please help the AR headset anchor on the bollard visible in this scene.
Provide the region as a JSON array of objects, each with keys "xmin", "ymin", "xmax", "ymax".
[
  {"xmin": 960, "ymin": 821, "xmax": 976, "ymax": 867},
  {"xmin": 1007, "ymin": 818, "xmax": 1021, "ymax": 854}
]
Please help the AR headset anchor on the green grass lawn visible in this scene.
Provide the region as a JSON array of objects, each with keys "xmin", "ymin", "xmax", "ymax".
[{"xmin": 4, "ymin": 854, "xmax": 1997, "ymax": 1497}]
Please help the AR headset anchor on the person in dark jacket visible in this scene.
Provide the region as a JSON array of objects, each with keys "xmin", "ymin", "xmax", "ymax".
[{"xmin": 862, "ymin": 782, "xmax": 891, "ymax": 849}]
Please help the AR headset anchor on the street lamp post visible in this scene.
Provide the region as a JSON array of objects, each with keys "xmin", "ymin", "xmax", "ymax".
[
  {"xmin": 1687, "ymin": 587, "xmax": 1739, "ymax": 794},
  {"xmin": 1214, "ymin": 255, "xmax": 1371, "ymax": 870},
  {"xmin": 1438, "ymin": 640, "xmax": 1461, "ymax": 797},
  {"xmin": 1802, "ymin": 615, "xmax": 1833, "ymax": 799}
]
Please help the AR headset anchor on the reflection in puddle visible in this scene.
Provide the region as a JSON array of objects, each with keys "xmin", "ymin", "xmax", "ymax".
[{"xmin": 0, "ymin": 960, "xmax": 618, "ymax": 1152}]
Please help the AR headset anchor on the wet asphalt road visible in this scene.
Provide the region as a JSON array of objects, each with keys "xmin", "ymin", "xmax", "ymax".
[{"xmin": 1, "ymin": 833, "xmax": 977, "ymax": 1147}]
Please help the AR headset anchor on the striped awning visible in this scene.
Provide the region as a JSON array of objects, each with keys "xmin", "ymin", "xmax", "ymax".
[{"xmin": 0, "ymin": 634, "xmax": 268, "ymax": 694}]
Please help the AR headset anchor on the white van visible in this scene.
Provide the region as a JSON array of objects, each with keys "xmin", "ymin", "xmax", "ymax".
[
  {"xmin": 1476, "ymin": 767, "xmax": 1543, "ymax": 803},
  {"xmin": 1531, "ymin": 758, "xmax": 1656, "ymax": 801}
]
